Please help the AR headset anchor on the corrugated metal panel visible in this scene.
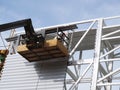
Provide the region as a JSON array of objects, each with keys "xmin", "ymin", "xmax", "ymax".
[
  {"xmin": 70, "ymin": 25, "xmax": 120, "ymax": 50},
  {"xmin": 0, "ymin": 53, "xmax": 67, "ymax": 90}
]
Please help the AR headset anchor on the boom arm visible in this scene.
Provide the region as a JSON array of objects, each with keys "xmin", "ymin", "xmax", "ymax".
[
  {"xmin": 0, "ymin": 19, "xmax": 44, "ymax": 49},
  {"xmin": 0, "ymin": 19, "xmax": 34, "ymax": 35}
]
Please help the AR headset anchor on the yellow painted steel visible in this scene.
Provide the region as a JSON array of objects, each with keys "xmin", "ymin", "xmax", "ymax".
[
  {"xmin": 0, "ymin": 50, "xmax": 9, "ymax": 56},
  {"xmin": 17, "ymin": 39, "xmax": 69, "ymax": 62}
]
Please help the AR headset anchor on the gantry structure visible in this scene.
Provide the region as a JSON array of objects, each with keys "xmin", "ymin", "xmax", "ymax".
[
  {"xmin": 0, "ymin": 16, "xmax": 120, "ymax": 90},
  {"xmin": 66, "ymin": 16, "xmax": 120, "ymax": 90}
]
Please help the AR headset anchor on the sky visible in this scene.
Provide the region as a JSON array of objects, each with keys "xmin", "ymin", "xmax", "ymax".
[
  {"xmin": 0, "ymin": 0, "xmax": 120, "ymax": 90},
  {"xmin": 0, "ymin": 0, "xmax": 120, "ymax": 28}
]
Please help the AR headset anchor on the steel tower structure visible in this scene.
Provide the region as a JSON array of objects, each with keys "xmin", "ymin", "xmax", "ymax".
[
  {"xmin": 66, "ymin": 16, "xmax": 120, "ymax": 90},
  {"xmin": 1, "ymin": 16, "xmax": 120, "ymax": 90}
]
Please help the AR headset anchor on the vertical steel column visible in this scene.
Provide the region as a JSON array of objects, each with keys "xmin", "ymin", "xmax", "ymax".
[{"xmin": 91, "ymin": 19, "xmax": 103, "ymax": 90}]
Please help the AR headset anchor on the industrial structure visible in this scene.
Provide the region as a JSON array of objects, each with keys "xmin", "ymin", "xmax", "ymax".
[{"xmin": 0, "ymin": 16, "xmax": 120, "ymax": 90}]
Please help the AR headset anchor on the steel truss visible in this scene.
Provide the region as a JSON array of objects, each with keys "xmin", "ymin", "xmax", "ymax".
[
  {"xmin": 66, "ymin": 16, "xmax": 120, "ymax": 90},
  {"xmin": 7, "ymin": 16, "xmax": 120, "ymax": 90}
]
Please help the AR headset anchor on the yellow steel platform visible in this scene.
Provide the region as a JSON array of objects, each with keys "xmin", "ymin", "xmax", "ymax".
[
  {"xmin": 17, "ymin": 39, "xmax": 69, "ymax": 62},
  {"xmin": 0, "ymin": 50, "xmax": 9, "ymax": 56}
]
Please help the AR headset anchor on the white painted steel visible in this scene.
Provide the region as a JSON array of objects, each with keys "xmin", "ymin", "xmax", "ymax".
[
  {"xmin": 91, "ymin": 19, "xmax": 103, "ymax": 90},
  {"xmin": 102, "ymin": 29, "xmax": 120, "ymax": 38},
  {"xmin": 97, "ymin": 67, "xmax": 120, "ymax": 83},
  {"xmin": 69, "ymin": 62, "xmax": 93, "ymax": 90},
  {"xmin": 97, "ymin": 83, "xmax": 120, "ymax": 86},
  {"xmin": 69, "ymin": 20, "xmax": 96, "ymax": 56}
]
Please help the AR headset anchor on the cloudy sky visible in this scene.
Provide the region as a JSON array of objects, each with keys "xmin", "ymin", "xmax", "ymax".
[
  {"xmin": 0, "ymin": 0, "xmax": 120, "ymax": 89},
  {"xmin": 0, "ymin": 0, "xmax": 120, "ymax": 28}
]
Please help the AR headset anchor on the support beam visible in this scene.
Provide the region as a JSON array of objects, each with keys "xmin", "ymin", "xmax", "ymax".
[
  {"xmin": 69, "ymin": 62, "xmax": 93, "ymax": 90},
  {"xmin": 68, "ymin": 58, "xmax": 120, "ymax": 66},
  {"xmin": 68, "ymin": 59, "xmax": 93, "ymax": 65},
  {"xmin": 102, "ymin": 29, "xmax": 120, "ymax": 38},
  {"xmin": 69, "ymin": 20, "xmax": 96, "ymax": 56},
  {"xmin": 100, "ymin": 45, "xmax": 120, "ymax": 59},
  {"xmin": 91, "ymin": 19, "xmax": 103, "ymax": 90},
  {"xmin": 67, "ymin": 68, "xmax": 77, "ymax": 81},
  {"xmin": 97, "ymin": 83, "xmax": 120, "ymax": 86},
  {"xmin": 97, "ymin": 67, "xmax": 120, "ymax": 83},
  {"xmin": 102, "ymin": 36, "xmax": 120, "ymax": 40},
  {"xmin": 99, "ymin": 64, "xmax": 108, "ymax": 76}
]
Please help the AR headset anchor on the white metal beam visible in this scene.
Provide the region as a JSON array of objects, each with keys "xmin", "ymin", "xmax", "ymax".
[
  {"xmin": 97, "ymin": 68, "xmax": 120, "ymax": 83},
  {"xmin": 91, "ymin": 19, "xmax": 103, "ymax": 90},
  {"xmin": 68, "ymin": 58, "xmax": 120, "ymax": 66},
  {"xmin": 100, "ymin": 45, "xmax": 120, "ymax": 59},
  {"xmin": 67, "ymin": 68, "xmax": 77, "ymax": 81},
  {"xmin": 102, "ymin": 29, "xmax": 120, "ymax": 38},
  {"xmin": 69, "ymin": 62, "xmax": 93, "ymax": 90},
  {"xmin": 97, "ymin": 83, "xmax": 120, "ymax": 86},
  {"xmin": 69, "ymin": 20, "xmax": 96, "ymax": 56},
  {"xmin": 99, "ymin": 64, "xmax": 108, "ymax": 76},
  {"xmin": 102, "ymin": 36, "xmax": 120, "ymax": 40}
]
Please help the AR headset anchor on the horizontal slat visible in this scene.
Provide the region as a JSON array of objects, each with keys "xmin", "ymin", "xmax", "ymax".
[{"xmin": 0, "ymin": 54, "xmax": 67, "ymax": 90}]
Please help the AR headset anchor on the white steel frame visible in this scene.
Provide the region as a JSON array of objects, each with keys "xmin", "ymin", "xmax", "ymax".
[
  {"xmin": 8, "ymin": 16, "xmax": 120, "ymax": 90},
  {"xmin": 65, "ymin": 16, "xmax": 120, "ymax": 90}
]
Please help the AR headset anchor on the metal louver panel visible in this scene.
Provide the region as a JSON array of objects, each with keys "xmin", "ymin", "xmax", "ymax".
[{"xmin": 0, "ymin": 53, "xmax": 67, "ymax": 90}]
